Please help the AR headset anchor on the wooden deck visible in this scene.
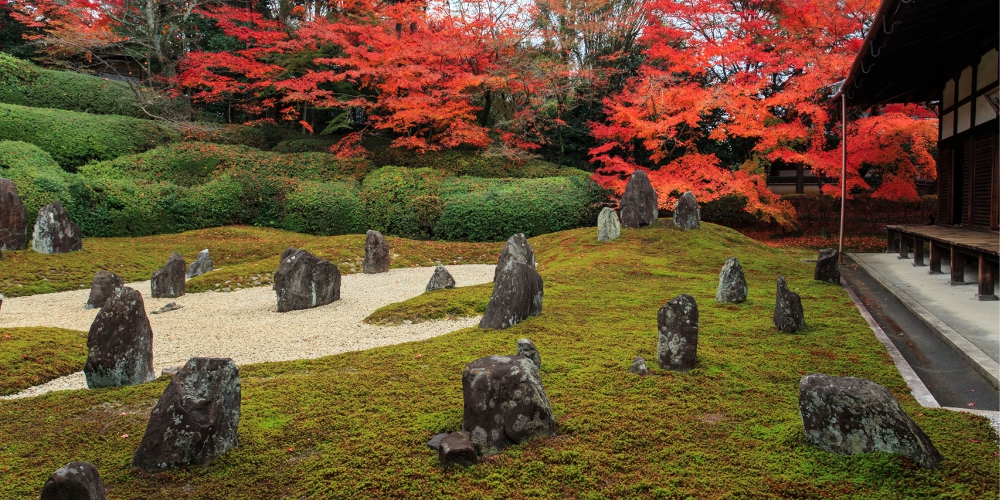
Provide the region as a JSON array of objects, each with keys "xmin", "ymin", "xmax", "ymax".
[
  {"xmin": 886, "ymin": 225, "xmax": 999, "ymax": 256},
  {"xmin": 886, "ymin": 224, "xmax": 999, "ymax": 300}
]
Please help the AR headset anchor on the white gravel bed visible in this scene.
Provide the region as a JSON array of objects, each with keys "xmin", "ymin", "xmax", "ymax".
[{"xmin": 1, "ymin": 265, "xmax": 494, "ymax": 400}]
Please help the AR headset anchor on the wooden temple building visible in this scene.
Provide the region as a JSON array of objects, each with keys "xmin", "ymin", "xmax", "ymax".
[{"xmin": 842, "ymin": 0, "xmax": 999, "ymax": 300}]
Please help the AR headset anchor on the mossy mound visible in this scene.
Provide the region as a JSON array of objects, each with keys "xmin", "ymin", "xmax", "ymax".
[{"xmin": 0, "ymin": 327, "xmax": 88, "ymax": 396}]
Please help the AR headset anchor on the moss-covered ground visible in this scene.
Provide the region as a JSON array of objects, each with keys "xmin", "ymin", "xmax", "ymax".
[
  {"xmin": 364, "ymin": 283, "xmax": 492, "ymax": 326},
  {"xmin": 0, "ymin": 221, "xmax": 995, "ymax": 498},
  {"xmin": 0, "ymin": 327, "xmax": 88, "ymax": 396}
]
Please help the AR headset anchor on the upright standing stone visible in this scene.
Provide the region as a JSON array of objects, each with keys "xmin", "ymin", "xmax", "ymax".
[
  {"xmin": 716, "ymin": 257, "xmax": 748, "ymax": 303},
  {"xmin": 273, "ymin": 248, "xmax": 341, "ymax": 312},
  {"xmin": 516, "ymin": 338, "xmax": 541, "ymax": 368},
  {"xmin": 657, "ymin": 294, "xmax": 699, "ymax": 371},
  {"xmin": 798, "ymin": 373, "xmax": 943, "ymax": 469},
  {"xmin": 31, "ymin": 201, "xmax": 82, "ymax": 254},
  {"xmin": 494, "ymin": 233, "xmax": 535, "ymax": 280},
  {"xmin": 425, "ymin": 265, "xmax": 456, "ymax": 292},
  {"xmin": 0, "ymin": 179, "xmax": 27, "ymax": 251},
  {"xmin": 773, "ymin": 276, "xmax": 805, "ymax": 332},
  {"xmin": 597, "ymin": 207, "xmax": 621, "ymax": 242},
  {"xmin": 479, "ymin": 262, "xmax": 543, "ymax": 330},
  {"xmin": 619, "ymin": 170, "xmax": 658, "ymax": 228},
  {"xmin": 814, "ymin": 248, "xmax": 841, "ymax": 284},
  {"xmin": 84, "ymin": 286, "xmax": 155, "ymax": 389},
  {"xmin": 151, "ymin": 252, "xmax": 186, "ymax": 298},
  {"xmin": 187, "ymin": 249, "xmax": 213, "ymax": 278},
  {"xmin": 363, "ymin": 230, "xmax": 390, "ymax": 274},
  {"xmin": 132, "ymin": 357, "xmax": 241, "ymax": 471},
  {"xmin": 86, "ymin": 270, "xmax": 124, "ymax": 310},
  {"xmin": 40, "ymin": 461, "xmax": 106, "ymax": 500},
  {"xmin": 462, "ymin": 355, "xmax": 557, "ymax": 456},
  {"xmin": 673, "ymin": 191, "xmax": 700, "ymax": 230}
]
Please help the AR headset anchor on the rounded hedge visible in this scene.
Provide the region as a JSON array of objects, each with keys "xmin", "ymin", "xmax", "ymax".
[{"xmin": 361, "ymin": 166, "xmax": 446, "ymax": 238}]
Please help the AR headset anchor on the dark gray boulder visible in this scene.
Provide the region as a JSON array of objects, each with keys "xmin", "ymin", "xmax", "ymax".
[
  {"xmin": 0, "ymin": 178, "xmax": 27, "ymax": 251},
  {"xmin": 187, "ymin": 249, "xmax": 213, "ymax": 278},
  {"xmin": 132, "ymin": 357, "xmax": 241, "ymax": 471},
  {"xmin": 773, "ymin": 276, "xmax": 805, "ymax": 332},
  {"xmin": 597, "ymin": 207, "xmax": 621, "ymax": 242},
  {"xmin": 438, "ymin": 431, "xmax": 478, "ymax": 466},
  {"xmin": 363, "ymin": 230, "xmax": 390, "ymax": 274},
  {"xmin": 799, "ymin": 373, "xmax": 943, "ymax": 469},
  {"xmin": 84, "ymin": 286, "xmax": 155, "ymax": 389},
  {"xmin": 619, "ymin": 170, "xmax": 658, "ymax": 228},
  {"xmin": 494, "ymin": 233, "xmax": 535, "ymax": 281},
  {"xmin": 425, "ymin": 265, "xmax": 456, "ymax": 292},
  {"xmin": 151, "ymin": 252, "xmax": 186, "ymax": 298},
  {"xmin": 673, "ymin": 191, "xmax": 700, "ymax": 230},
  {"xmin": 628, "ymin": 356, "xmax": 649, "ymax": 375},
  {"xmin": 516, "ymin": 338, "xmax": 541, "ymax": 368},
  {"xmin": 426, "ymin": 433, "xmax": 449, "ymax": 450},
  {"xmin": 462, "ymin": 355, "xmax": 556, "ymax": 456},
  {"xmin": 273, "ymin": 248, "xmax": 341, "ymax": 312},
  {"xmin": 40, "ymin": 461, "xmax": 106, "ymax": 500},
  {"xmin": 86, "ymin": 270, "xmax": 123, "ymax": 310},
  {"xmin": 716, "ymin": 257, "xmax": 748, "ymax": 303},
  {"xmin": 479, "ymin": 262, "xmax": 543, "ymax": 330},
  {"xmin": 32, "ymin": 201, "xmax": 82, "ymax": 254},
  {"xmin": 657, "ymin": 294, "xmax": 699, "ymax": 371},
  {"xmin": 814, "ymin": 248, "xmax": 841, "ymax": 284}
]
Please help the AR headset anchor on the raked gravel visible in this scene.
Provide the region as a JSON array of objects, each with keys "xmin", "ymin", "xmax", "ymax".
[{"xmin": 1, "ymin": 264, "xmax": 495, "ymax": 400}]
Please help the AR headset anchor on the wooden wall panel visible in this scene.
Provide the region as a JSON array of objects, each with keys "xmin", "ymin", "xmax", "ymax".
[
  {"xmin": 972, "ymin": 130, "xmax": 994, "ymax": 229},
  {"xmin": 937, "ymin": 144, "xmax": 951, "ymax": 224}
]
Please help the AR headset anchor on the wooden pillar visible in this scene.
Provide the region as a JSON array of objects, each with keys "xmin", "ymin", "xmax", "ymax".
[
  {"xmin": 976, "ymin": 255, "xmax": 998, "ymax": 300},
  {"xmin": 913, "ymin": 236, "xmax": 925, "ymax": 266},
  {"xmin": 886, "ymin": 229, "xmax": 896, "ymax": 253},
  {"xmin": 928, "ymin": 242, "xmax": 943, "ymax": 274},
  {"xmin": 898, "ymin": 233, "xmax": 909, "ymax": 259},
  {"xmin": 950, "ymin": 246, "xmax": 971, "ymax": 285},
  {"xmin": 796, "ymin": 164, "xmax": 804, "ymax": 194}
]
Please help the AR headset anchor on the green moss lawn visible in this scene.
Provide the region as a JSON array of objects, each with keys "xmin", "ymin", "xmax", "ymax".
[
  {"xmin": 0, "ymin": 221, "xmax": 995, "ymax": 498},
  {"xmin": 0, "ymin": 327, "xmax": 88, "ymax": 396}
]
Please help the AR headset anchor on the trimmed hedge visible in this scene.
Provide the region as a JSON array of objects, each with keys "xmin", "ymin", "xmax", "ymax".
[
  {"xmin": 0, "ymin": 141, "xmax": 75, "ymax": 231},
  {"xmin": 361, "ymin": 166, "xmax": 447, "ymax": 238},
  {"xmin": 282, "ymin": 181, "xmax": 366, "ymax": 235},
  {"xmin": 175, "ymin": 123, "xmax": 310, "ymax": 151},
  {"xmin": 0, "ymin": 103, "xmax": 178, "ymax": 171}
]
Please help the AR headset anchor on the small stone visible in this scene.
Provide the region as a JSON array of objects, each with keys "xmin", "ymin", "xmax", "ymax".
[
  {"xmin": 273, "ymin": 248, "xmax": 341, "ymax": 312},
  {"xmin": 187, "ymin": 249, "xmax": 213, "ymax": 278},
  {"xmin": 84, "ymin": 286, "xmax": 155, "ymax": 389},
  {"xmin": 773, "ymin": 276, "xmax": 805, "ymax": 332},
  {"xmin": 673, "ymin": 191, "xmax": 700, "ymax": 230},
  {"xmin": 619, "ymin": 170, "xmax": 658, "ymax": 228},
  {"xmin": 438, "ymin": 431, "xmax": 478, "ymax": 466},
  {"xmin": 426, "ymin": 433, "xmax": 449, "ymax": 450},
  {"xmin": 657, "ymin": 294, "xmax": 699, "ymax": 371},
  {"xmin": 221, "ymin": 287, "xmax": 231, "ymax": 293},
  {"xmin": 86, "ymin": 270, "xmax": 124, "ymax": 310},
  {"xmin": 0, "ymin": 178, "xmax": 28, "ymax": 251},
  {"xmin": 150, "ymin": 302, "xmax": 183, "ymax": 314},
  {"xmin": 425, "ymin": 265, "xmax": 456, "ymax": 292},
  {"xmin": 363, "ymin": 230, "xmax": 390, "ymax": 274},
  {"xmin": 516, "ymin": 338, "xmax": 541, "ymax": 368},
  {"xmin": 41, "ymin": 461, "xmax": 106, "ymax": 500},
  {"xmin": 799, "ymin": 373, "xmax": 943, "ymax": 469},
  {"xmin": 132, "ymin": 357, "xmax": 241, "ymax": 471},
  {"xmin": 151, "ymin": 252, "xmax": 185, "ymax": 298},
  {"xmin": 31, "ymin": 201, "xmax": 82, "ymax": 254},
  {"xmin": 160, "ymin": 366, "xmax": 181, "ymax": 376},
  {"xmin": 628, "ymin": 356, "xmax": 649, "ymax": 375},
  {"xmin": 597, "ymin": 207, "xmax": 621, "ymax": 242},
  {"xmin": 814, "ymin": 248, "xmax": 841, "ymax": 284},
  {"xmin": 716, "ymin": 257, "xmax": 748, "ymax": 303}
]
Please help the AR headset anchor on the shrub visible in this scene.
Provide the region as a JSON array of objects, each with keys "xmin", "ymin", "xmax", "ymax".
[
  {"xmin": 0, "ymin": 141, "xmax": 76, "ymax": 231},
  {"xmin": 361, "ymin": 166, "xmax": 447, "ymax": 237},
  {"xmin": 281, "ymin": 181, "xmax": 366, "ymax": 235},
  {"xmin": 0, "ymin": 103, "xmax": 178, "ymax": 171},
  {"xmin": 175, "ymin": 122, "xmax": 310, "ymax": 151},
  {"xmin": 66, "ymin": 176, "xmax": 186, "ymax": 237},
  {"xmin": 271, "ymin": 138, "xmax": 338, "ymax": 153},
  {"xmin": 434, "ymin": 176, "xmax": 607, "ymax": 241},
  {"xmin": 700, "ymin": 194, "xmax": 758, "ymax": 228}
]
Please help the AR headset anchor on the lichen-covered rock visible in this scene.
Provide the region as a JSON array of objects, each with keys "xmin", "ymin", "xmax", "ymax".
[
  {"xmin": 151, "ymin": 252, "xmax": 186, "ymax": 298},
  {"xmin": 273, "ymin": 248, "xmax": 341, "ymax": 312},
  {"xmin": 86, "ymin": 270, "xmax": 124, "ymax": 310},
  {"xmin": 132, "ymin": 357, "xmax": 241, "ymax": 471},
  {"xmin": 628, "ymin": 356, "xmax": 649, "ymax": 375},
  {"xmin": 657, "ymin": 294, "xmax": 699, "ymax": 371},
  {"xmin": 673, "ymin": 191, "xmax": 700, "ymax": 230},
  {"xmin": 84, "ymin": 286, "xmax": 155, "ymax": 389},
  {"xmin": 31, "ymin": 201, "xmax": 82, "ymax": 254},
  {"xmin": 0, "ymin": 178, "xmax": 27, "ymax": 251},
  {"xmin": 716, "ymin": 257, "xmax": 748, "ymax": 303},
  {"xmin": 426, "ymin": 433, "xmax": 449, "ymax": 450},
  {"xmin": 187, "ymin": 249, "xmax": 213, "ymax": 278},
  {"xmin": 773, "ymin": 276, "xmax": 805, "ymax": 332},
  {"xmin": 516, "ymin": 338, "xmax": 541, "ymax": 368},
  {"xmin": 619, "ymin": 170, "xmax": 658, "ymax": 228},
  {"xmin": 425, "ymin": 265, "xmax": 456, "ymax": 292},
  {"xmin": 597, "ymin": 207, "xmax": 621, "ymax": 242},
  {"xmin": 798, "ymin": 373, "xmax": 943, "ymax": 469},
  {"xmin": 438, "ymin": 431, "xmax": 478, "ymax": 466},
  {"xmin": 479, "ymin": 262, "xmax": 543, "ymax": 330},
  {"xmin": 41, "ymin": 461, "xmax": 106, "ymax": 500},
  {"xmin": 363, "ymin": 230, "xmax": 390, "ymax": 274},
  {"xmin": 462, "ymin": 355, "xmax": 556, "ymax": 456},
  {"xmin": 814, "ymin": 248, "xmax": 841, "ymax": 284},
  {"xmin": 494, "ymin": 233, "xmax": 535, "ymax": 281}
]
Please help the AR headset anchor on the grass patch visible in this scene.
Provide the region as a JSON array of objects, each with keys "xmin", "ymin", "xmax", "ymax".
[
  {"xmin": 0, "ymin": 327, "xmax": 88, "ymax": 396},
  {"xmin": 364, "ymin": 283, "xmax": 492, "ymax": 325},
  {"xmin": 0, "ymin": 221, "xmax": 995, "ymax": 498}
]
